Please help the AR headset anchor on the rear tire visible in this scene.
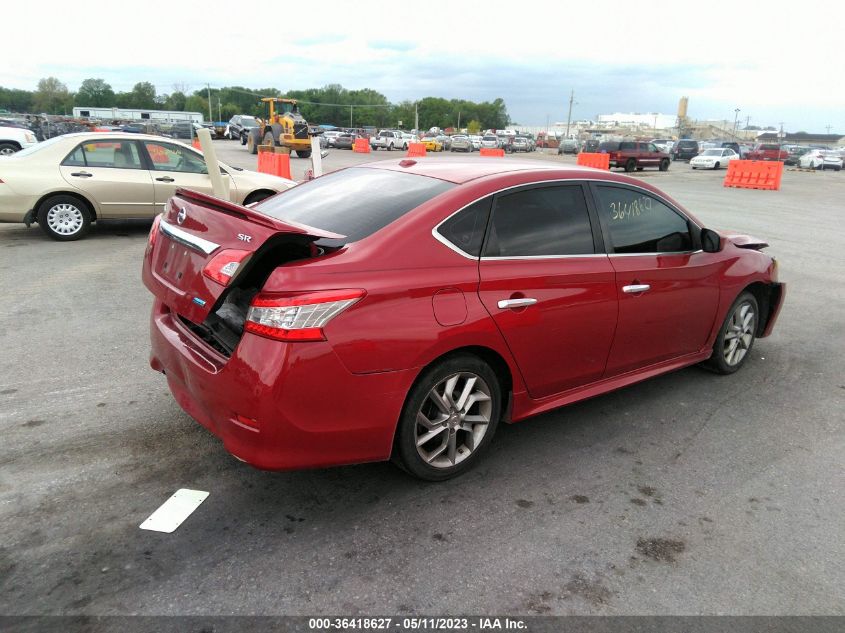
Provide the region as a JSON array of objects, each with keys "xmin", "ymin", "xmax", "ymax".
[
  {"xmin": 701, "ymin": 291, "xmax": 759, "ymax": 375},
  {"xmin": 296, "ymin": 149, "xmax": 311, "ymax": 159},
  {"xmin": 393, "ymin": 354, "xmax": 502, "ymax": 481},
  {"xmin": 659, "ymin": 158, "xmax": 670, "ymax": 171},
  {"xmin": 37, "ymin": 195, "xmax": 92, "ymax": 241}
]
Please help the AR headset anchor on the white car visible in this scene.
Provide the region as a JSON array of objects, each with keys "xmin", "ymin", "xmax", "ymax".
[
  {"xmin": 799, "ymin": 149, "xmax": 843, "ymax": 171},
  {"xmin": 0, "ymin": 125, "xmax": 39, "ymax": 156},
  {"xmin": 690, "ymin": 148, "xmax": 739, "ymax": 170},
  {"xmin": 468, "ymin": 135, "xmax": 482, "ymax": 150}
]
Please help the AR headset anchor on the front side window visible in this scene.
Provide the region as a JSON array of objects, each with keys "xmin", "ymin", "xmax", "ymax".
[
  {"xmin": 62, "ymin": 140, "xmax": 143, "ymax": 169},
  {"xmin": 143, "ymin": 141, "xmax": 207, "ymax": 173},
  {"xmin": 483, "ymin": 185, "xmax": 595, "ymax": 258},
  {"xmin": 594, "ymin": 185, "xmax": 693, "ymax": 254}
]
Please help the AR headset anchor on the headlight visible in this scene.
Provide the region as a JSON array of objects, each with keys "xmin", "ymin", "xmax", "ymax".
[{"xmin": 25, "ymin": 132, "xmax": 35, "ymax": 142}]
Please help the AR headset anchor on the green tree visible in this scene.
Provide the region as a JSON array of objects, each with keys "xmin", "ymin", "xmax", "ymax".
[
  {"xmin": 75, "ymin": 78, "xmax": 115, "ymax": 107},
  {"xmin": 184, "ymin": 95, "xmax": 208, "ymax": 117},
  {"xmin": 125, "ymin": 82, "xmax": 156, "ymax": 109},
  {"xmin": 165, "ymin": 91, "xmax": 187, "ymax": 111},
  {"xmin": 0, "ymin": 87, "xmax": 35, "ymax": 112},
  {"xmin": 33, "ymin": 77, "xmax": 69, "ymax": 114},
  {"xmin": 467, "ymin": 119, "xmax": 482, "ymax": 134}
]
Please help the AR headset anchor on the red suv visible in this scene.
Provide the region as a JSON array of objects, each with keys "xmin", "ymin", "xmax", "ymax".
[
  {"xmin": 745, "ymin": 144, "xmax": 788, "ymax": 161},
  {"xmin": 142, "ymin": 160, "xmax": 784, "ymax": 480},
  {"xmin": 599, "ymin": 141, "xmax": 671, "ymax": 172}
]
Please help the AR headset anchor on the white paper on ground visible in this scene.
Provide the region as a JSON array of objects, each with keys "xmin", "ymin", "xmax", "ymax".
[{"xmin": 139, "ymin": 489, "xmax": 209, "ymax": 533}]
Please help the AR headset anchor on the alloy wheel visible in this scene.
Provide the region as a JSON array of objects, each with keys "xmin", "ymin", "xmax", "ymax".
[
  {"xmin": 415, "ymin": 372, "xmax": 492, "ymax": 469},
  {"xmin": 0, "ymin": 146, "xmax": 16, "ymax": 156},
  {"xmin": 723, "ymin": 301, "xmax": 757, "ymax": 366},
  {"xmin": 46, "ymin": 203, "xmax": 84, "ymax": 236}
]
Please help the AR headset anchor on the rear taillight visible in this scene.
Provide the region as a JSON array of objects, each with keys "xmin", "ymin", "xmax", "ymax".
[
  {"xmin": 146, "ymin": 214, "xmax": 162, "ymax": 256},
  {"xmin": 245, "ymin": 289, "xmax": 365, "ymax": 342},
  {"xmin": 202, "ymin": 249, "xmax": 252, "ymax": 285}
]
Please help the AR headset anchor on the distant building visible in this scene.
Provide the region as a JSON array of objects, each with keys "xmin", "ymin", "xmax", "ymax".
[
  {"xmin": 756, "ymin": 132, "xmax": 844, "ymax": 147},
  {"xmin": 72, "ymin": 107, "xmax": 203, "ymax": 123},
  {"xmin": 597, "ymin": 112, "xmax": 677, "ymax": 130}
]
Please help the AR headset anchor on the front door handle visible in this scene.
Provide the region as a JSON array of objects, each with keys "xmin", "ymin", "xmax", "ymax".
[
  {"xmin": 497, "ymin": 298, "xmax": 538, "ymax": 310},
  {"xmin": 70, "ymin": 172, "xmax": 92, "ymax": 178},
  {"xmin": 622, "ymin": 284, "xmax": 651, "ymax": 294},
  {"xmin": 156, "ymin": 176, "xmax": 175, "ymax": 182}
]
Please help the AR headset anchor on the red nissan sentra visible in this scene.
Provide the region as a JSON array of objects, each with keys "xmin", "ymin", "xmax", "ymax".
[{"xmin": 142, "ymin": 159, "xmax": 784, "ymax": 480}]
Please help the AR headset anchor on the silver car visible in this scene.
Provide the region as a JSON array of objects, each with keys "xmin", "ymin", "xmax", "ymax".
[
  {"xmin": 450, "ymin": 135, "xmax": 472, "ymax": 152},
  {"xmin": 480, "ymin": 134, "xmax": 499, "ymax": 149}
]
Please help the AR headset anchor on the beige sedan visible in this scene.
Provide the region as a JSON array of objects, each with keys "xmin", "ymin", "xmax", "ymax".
[{"xmin": 0, "ymin": 132, "xmax": 296, "ymax": 240}]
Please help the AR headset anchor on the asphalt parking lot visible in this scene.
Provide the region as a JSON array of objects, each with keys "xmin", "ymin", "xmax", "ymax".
[{"xmin": 0, "ymin": 142, "xmax": 843, "ymax": 616}]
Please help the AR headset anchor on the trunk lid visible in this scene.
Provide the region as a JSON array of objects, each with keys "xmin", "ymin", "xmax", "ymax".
[{"xmin": 142, "ymin": 188, "xmax": 344, "ymax": 326}]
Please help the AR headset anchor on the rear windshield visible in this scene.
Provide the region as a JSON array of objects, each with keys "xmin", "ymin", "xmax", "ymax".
[
  {"xmin": 677, "ymin": 140, "xmax": 698, "ymax": 148},
  {"xmin": 254, "ymin": 167, "xmax": 454, "ymax": 246},
  {"xmin": 758, "ymin": 144, "xmax": 779, "ymax": 150}
]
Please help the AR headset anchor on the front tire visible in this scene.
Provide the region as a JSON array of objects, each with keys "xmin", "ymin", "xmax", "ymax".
[
  {"xmin": 393, "ymin": 354, "xmax": 502, "ymax": 481},
  {"xmin": 0, "ymin": 142, "xmax": 19, "ymax": 156},
  {"xmin": 714, "ymin": 162, "xmax": 721, "ymax": 169},
  {"xmin": 37, "ymin": 195, "xmax": 92, "ymax": 241},
  {"xmin": 625, "ymin": 159, "xmax": 636, "ymax": 172},
  {"xmin": 701, "ymin": 291, "xmax": 759, "ymax": 374},
  {"xmin": 296, "ymin": 149, "xmax": 311, "ymax": 158}
]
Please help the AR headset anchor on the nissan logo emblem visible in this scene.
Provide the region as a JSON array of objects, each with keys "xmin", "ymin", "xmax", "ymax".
[{"xmin": 176, "ymin": 207, "xmax": 187, "ymax": 225}]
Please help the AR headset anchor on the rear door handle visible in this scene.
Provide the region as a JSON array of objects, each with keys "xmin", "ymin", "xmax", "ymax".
[
  {"xmin": 622, "ymin": 284, "xmax": 651, "ymax": 294},
  {"xmin": 70, "ymin": 172, "xmax": 92, "ymax": 178},
  {"xmin": 497, "ymin": 298, "xmax": 538, "ymax": 309},
  {"xmin": 156, "ymin": 176, "xmax": 175, "ymax": 182}
]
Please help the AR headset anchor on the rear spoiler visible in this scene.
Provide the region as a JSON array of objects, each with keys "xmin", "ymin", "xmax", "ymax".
[{"xmin": 172, "ymin": 188, "xmax": 345, "ymax": 240}]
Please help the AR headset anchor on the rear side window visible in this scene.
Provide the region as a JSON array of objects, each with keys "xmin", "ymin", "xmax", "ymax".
[
  {"xmin": 594, "ymin": 185, "xmax": 692, "ymax": 253},
  {"xmin": 436, "ymin": 197, "xmax": 492, "ymax": 257},
  {"xmin": 620, "ymin": 142, "xmax": 636, "ymax": 150},
  {"xmin": 255, "ymin": 167, "xmax": 454, "ymax": 246},
  {"xmin": 598, "ymin": 142, "xmax": 619, "ymax": 152},
  {"xmin": 483, "ymin": 186, "xmax": 595, "ymax": 257},
  {"xmin": 62, "ymin": 140, "xmax": 143, "ymax": 169}
]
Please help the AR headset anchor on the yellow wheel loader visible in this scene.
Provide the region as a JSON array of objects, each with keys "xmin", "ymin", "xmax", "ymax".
[{"xmin": 247, "ymin": 98, "xmax": 312, "ymax": 158}]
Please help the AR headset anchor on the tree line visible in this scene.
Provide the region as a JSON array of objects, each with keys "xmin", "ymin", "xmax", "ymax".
[{"xmin": 0, "ymin": 78, "xmax": 510, "ymax": 131}]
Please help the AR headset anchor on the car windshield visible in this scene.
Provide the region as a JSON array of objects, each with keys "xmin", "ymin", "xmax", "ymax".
[
  {"xmin": 254, "ymin": 167, "xmax": 455, "ymax": 247},
  {"xmin": 453, "ymin": 135, "xmax": 467, "ymax": 140},
  {"xmin": 702, "ymin": 149, "xmax": 722, "ymax": 156},
  {"xmin": 482, "ymin": 136, "xmax": 497, "ymax": 141}
]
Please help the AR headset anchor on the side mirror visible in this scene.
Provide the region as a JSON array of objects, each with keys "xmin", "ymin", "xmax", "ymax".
[{"xmin": 701, "ymin": 228, "xmax": 722, "ymax": 253}]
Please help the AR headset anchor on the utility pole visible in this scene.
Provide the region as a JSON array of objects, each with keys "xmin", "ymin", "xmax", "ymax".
[
  {"xmin": 350, "ymin": 105, "xmax": 353, "ymax": 128},
  {"xmin": 206, "ymin": 83, "xmax": 212, "ymax": 122},
  {"xmin": 733, "ymin": 108, "xmax": 741, "ymax": 140},
  {"xmin": 778, "ymin": 122, "xmax": 785, "ymax": 155},
  {"xmin": 414, "ymin": 102, "xmax": 419, "ymax": 133},
  {"xmin": 565, "ymin": 89, "xmax": 574, "ymax": 138},
  {"xmin": 826, "ymin": 124, "xmax": 832, "ymax": 134}
]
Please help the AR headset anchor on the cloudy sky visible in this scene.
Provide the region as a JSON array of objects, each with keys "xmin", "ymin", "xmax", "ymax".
[{"xmin": 5, "ymin": 0, "xmax": 843, "ymax": 132}]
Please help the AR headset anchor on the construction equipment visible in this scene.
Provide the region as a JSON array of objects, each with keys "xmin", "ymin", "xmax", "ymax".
[{"xmin": 247, "ymin": 98, "xmax": 312, "ymax": 158}]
